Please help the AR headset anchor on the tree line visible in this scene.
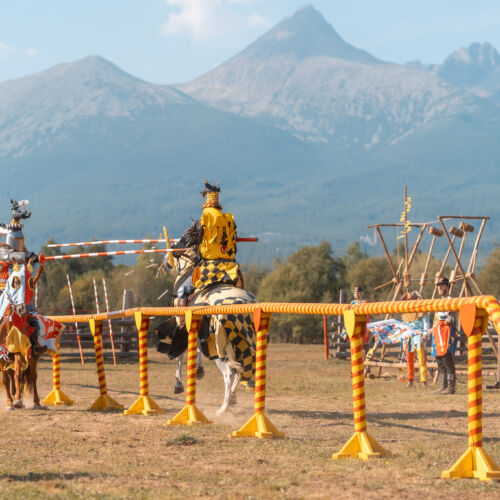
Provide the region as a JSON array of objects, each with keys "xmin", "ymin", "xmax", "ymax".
[{"xmin": 37, "ymin": 240, "xmax": 500, "ymax": 344}]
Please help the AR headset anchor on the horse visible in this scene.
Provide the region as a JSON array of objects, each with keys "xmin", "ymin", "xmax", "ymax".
[
  {"xmin": 157, "ymin": 239, "xmax": 257, "ymax": 415},
  {"xmin": 0, "ymin": 263, "xmax": 63, "ymax": 410}
]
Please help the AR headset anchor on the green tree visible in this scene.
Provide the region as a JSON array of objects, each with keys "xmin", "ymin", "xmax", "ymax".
[
  {"xmin": 479, "ymin": 246, "xmax": 500, "ymax": 298},
  {"xmin": 257, "ymin": 241, "xmax": 342, "ymax": 343}
]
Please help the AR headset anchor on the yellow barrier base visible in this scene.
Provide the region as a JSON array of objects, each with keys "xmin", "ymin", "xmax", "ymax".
[
  {"xmin": 231, "ymin": 411, "xmax": 285, "ymax": 439},
  {"xmin": 89, "ymin": 394, "xmax": 124, "ymax": 411},
  {"xmin": 123, "ymin": 396, "xmax": 165, "ymax": 416},
  {"xmin": 166, "ymin": 404, "xmax": 212, "ymax": 426},
  {"xmin": 42, "ymin": 389, "xmax": 74, "ymax": 406},
  {"xmin": 332, "ymin": 431, "xmax": 389, "ymax": 460},
  {"xmin": 442, "ymin": 447, "xmax": 500, "ymax": 481}
]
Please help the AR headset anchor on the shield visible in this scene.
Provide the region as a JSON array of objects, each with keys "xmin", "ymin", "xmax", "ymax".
[{"xmin": 433, "ymin": 321, "xmax": 451, "ymax": 356}]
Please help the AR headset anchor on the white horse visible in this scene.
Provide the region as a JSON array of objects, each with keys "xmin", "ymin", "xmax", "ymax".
[{"xmin": 157, "ymin": 245, "xmax": 256, "ymax": 415}]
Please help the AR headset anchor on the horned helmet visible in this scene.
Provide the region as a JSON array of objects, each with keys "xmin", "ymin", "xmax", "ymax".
[
  {"xmin": 201, "ymin": 179, "xmax": 221, "ymax": 210},
  {"xmin": 1, "ymin": 199, "xmax": 31, "ymax": 251}
]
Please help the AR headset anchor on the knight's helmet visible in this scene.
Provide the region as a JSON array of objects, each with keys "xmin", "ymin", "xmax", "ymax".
[
  {"xmin": 201, "ymin": 179, "xmax": 222, "ymax": 210},
  {"xmin": 1, "ymin": 199, "xmax": 31, "ymax": 252}
]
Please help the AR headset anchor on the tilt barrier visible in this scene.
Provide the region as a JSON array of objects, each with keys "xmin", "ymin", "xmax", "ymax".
[
  {"xmin": 232, "ymin": 308, "xmax": 284, "ymax": 438},
  {"xmin": 332, "ymin": 311, "xmax": 388, "ymax": 459},
  {"xmin": 124, "ymin": 312, "xmax": 164, "ymax": 415},
  {"xmin": 167, "ymin": 310, "xmax": 210, "ymax": 425},
  {"xmin": 88, "ymin": 319, "xmax": 123, "ymax": 411},
  {"xmin": 47, "ymin": 296, "xmax": 500, "ymax": 482},
  {"xmin": 42, "ymin": 340, "xmax": 74, "ymax": 406}
]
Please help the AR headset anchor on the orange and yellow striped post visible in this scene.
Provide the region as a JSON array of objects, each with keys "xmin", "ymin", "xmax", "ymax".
[
  {"xmin": 124, "ymin": 312, "xmax": 164, "ymax": 415},
  {"xmin": 442, "ymin": 303, "xmax": 500, "ymax": 480},
  {"xmin": 167, "ymin": 310, "xmax": 211, "ymax": 425},
  {"xmin": 42, "ymin": 340, "xmax": 74, "ymax": 406},
  {"xmin": 332, "ymin": 310, "xmax": 388, "ymax": 460},
  {"xmin": 88, "ymin": 319, "xmax": 123, "ymax": 410},
  {"xmin": 232, "ymin": 308, "xmax": 284, "ymax": 438}
]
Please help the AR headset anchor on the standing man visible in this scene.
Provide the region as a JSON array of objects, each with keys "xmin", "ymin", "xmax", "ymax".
[{"xmin": 432, "ymin": 277, "xmax": 458, "ymax": 394}]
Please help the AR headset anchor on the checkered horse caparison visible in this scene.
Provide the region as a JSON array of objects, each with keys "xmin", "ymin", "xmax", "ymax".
[{"xmin": 191, "ymin": 285, "xmax": 257, "ymax": 388}]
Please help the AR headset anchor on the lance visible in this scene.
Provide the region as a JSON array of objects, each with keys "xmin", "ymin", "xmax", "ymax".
[
  {"xmin": 102, "ymin": 278, "xmax": 117, "ymax": 365},
  {"xmin": 46, "ymin": 237, "xmax": 259, "ymax": 248},
  {"xmin": 66, "ymin": 274, "xmax": 85, "ymax": 365},
  {"xmin": 41, "ymin": 248, "xmax": 185, "ymax": 261}
]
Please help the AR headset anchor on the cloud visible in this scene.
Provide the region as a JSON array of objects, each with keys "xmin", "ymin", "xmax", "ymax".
[
  {"xmin": 0, "ymin": 40, "xmax": 13, "ymax": 59},
  {"xmin": 0, "ymin": 41, "xmax": 38, "ymax": 60},
  {"xmin": 161, "ymin": 0, "xmax": 270, "ymax": 41},
  {"xmin": 25, "ymin": 48, "xmax": 38, "ymax": 57}
]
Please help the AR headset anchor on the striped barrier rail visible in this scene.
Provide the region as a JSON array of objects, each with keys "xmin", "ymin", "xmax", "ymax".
[{"xmin": 47, "ymin": 296, "xmax": 500, "ymax": 481}]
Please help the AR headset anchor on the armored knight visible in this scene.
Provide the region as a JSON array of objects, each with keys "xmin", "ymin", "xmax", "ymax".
[
  {"xmin": 0, "ymin": 199, "xmax": 45, "ymax": 355},
  {"xmin": 0, "ymin": 199, "xmax": 40, "ymax": 292},
  {"xmin": 192, "ymin": 180, "xmax": 242, "ymax": 291}
]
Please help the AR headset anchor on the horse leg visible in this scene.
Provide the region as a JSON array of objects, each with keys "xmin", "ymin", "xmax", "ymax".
[
  {"xmin": 196, "ymin": 349, "xmax": 205, "ymax": 380},
  {"xmin": 29, "ymin": 358, "xmax": 44, "ymax": 409},
  {"xmin": 229, "ymin": 369, "xmax": 241, "ymax": 406},
  {"xmin": 174, "ymin": 353, "xmax": 184, "ymax": 394},
  {"xmin": 215, "ymin": 358, "xmax": 232, "ymax": 416},
  {"xmin": 13, "ymin": 354, "xmax": 24, "ymax": 409},
  {"xmin": 3, "ymin": 368, "xmax": 14, "ymax": 411}
]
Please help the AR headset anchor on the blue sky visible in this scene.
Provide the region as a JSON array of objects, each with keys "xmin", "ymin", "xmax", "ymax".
[{"xmin": 1, "ymin": 0, "xmax": 500, "ymax": 83}]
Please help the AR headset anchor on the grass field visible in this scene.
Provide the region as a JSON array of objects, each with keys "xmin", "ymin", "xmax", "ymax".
[{"xmin": 0, "ymin": 344, "xmax": 499, "ymax": 499}]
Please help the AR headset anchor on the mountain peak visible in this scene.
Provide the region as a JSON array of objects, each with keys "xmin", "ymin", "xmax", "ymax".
[
  {"xmin": 234, "ymin": 4, "xmax": 380, "ymax": 64},
  {"xmin": 438, "ymin": 41, "xmax": 500, "ymax": 87}
]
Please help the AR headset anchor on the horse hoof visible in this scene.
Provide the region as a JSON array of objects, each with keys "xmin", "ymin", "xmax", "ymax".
[
  {"xmin": 6, "ymin": 406, "xmax": 14, "ymax": 412},
  {"xmin": 229, "ymin": 396, "xmax": 237, "ymax": 406},
  {"xmin": 13, "ymin": 400, "xmax": 24, "ymax": 409},
  {"xmin": 31, "ymin": 404, "xmax": 47, "ymax": 410},
  {"xmin": 196, "ymin": 366, "xmax": 205, "ymax": 380},
  {"xmin": 215, "ymin": 407, "xmax": 226, "ymax": 416},
  {"xmin": 174, "ymin": 383, "xmax": 184, "ymax": 395}
]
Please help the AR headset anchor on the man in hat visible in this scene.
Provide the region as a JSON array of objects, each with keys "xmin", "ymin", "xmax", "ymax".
[{"xmin": 432, "ymin": 277, "xmax": 458, "ymax": 394}]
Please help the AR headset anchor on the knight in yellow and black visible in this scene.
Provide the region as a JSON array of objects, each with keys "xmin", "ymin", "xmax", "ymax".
[{"xmin": 193, "ymin": 180, "xmax": 242, "ymax": 291}]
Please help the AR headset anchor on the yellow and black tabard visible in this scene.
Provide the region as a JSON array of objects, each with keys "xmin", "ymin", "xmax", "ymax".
[{"xmin": 193, "ymin": 206, "xmax": 240, "ymax": 290}]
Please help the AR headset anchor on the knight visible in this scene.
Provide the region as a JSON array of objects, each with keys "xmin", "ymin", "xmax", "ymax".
[
  {"xmin": 0, "ymin": 199, "xmax": 45, "ymax": 355},
  {"xmin": 192, "ymin": 180, "xmax": 243, "ymax": 291},
  {"xmin": 0, "ymin": 199, "xmax": 39, "ymax": 292}
]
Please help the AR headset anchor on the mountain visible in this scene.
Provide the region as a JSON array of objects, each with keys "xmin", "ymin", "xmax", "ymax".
[
  {"xmin": 0, "ymin": 7, "xmax": 499, "ymax": 262},
  {"xmin": 0, "ymin": 56, "xmax": 193, "ymax": 158},
  {"xmin": 0, "ymin": 55, "xmax": 322, "ymax": 257},
  {"xmin": 437, "ymin": 43, "xmax": 500, "ymax": 100},
  {"xmin": 179, "ymin": 5, "xmax": 478, "ymax": 148}
]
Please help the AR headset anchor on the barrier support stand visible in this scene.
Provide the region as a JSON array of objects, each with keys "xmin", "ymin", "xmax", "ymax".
[
  {"xmin": 42, "ymin": 340, "xmax": 74, "ymax": 406},
  {"xmin": 332, "ymin": 310, "xmax": 389, "ymax": 460},
  {"xmin": 125, "ymin": 312, "xmax": 164, "ymax": 415},
  {"xmin": 232, "ymin": 309, "xmax": 284, "ymax": 439},
  {"xmin": 89, "ymin": 319, "xmax": 123, "ymax": 411},
  {"xmin": 167, "ymin": 310, "xmax": 211, "ymax": 425},
  {"xmin": 442, "ymin": 304, "xmax": 500, "ymax": 481}
]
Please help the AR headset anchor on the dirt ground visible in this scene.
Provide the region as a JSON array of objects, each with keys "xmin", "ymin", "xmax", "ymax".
[{"xmin": 0, "ymin": 344, "xmax": 498, "ymax": 499}]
